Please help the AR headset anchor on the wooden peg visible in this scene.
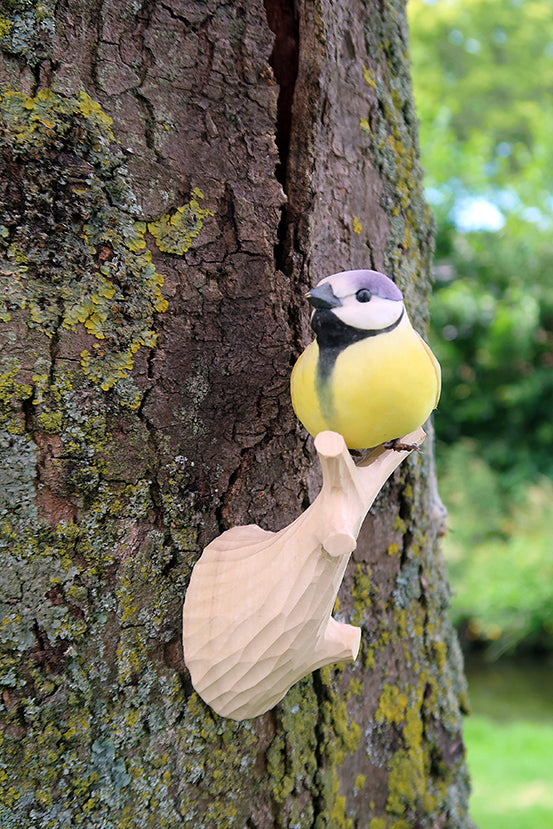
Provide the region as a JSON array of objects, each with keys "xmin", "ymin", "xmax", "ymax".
[{"xmin": 182, "ymin": 428, "xmax": 424, "ymax": 720}]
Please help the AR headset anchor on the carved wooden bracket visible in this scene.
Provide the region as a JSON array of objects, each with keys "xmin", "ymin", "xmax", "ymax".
[{"xmin": 182, "ymin": 428, "xmax": 424, "ymax": 720}]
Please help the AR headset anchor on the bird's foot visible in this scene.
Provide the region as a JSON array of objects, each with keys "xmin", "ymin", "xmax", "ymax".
[{"xmin": 383, "ymin": 438, "xmax": 421, "ymax": 453}]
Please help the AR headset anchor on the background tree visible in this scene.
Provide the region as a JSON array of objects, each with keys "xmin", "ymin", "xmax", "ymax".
[
  {"xmin": 0, "ymin": 1, "xmax": 472, "ymax": 827},
  {"xmin": 410, "ymin": 0, "xmax": 553, "ymax": 654}
]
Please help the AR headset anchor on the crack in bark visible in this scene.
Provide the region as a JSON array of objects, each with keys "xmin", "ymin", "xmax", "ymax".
[
  {"xmin": 397, "ymin": 469, "xmax": 414, "ymax": 570},
  {"xmin": 214, "ymin": 432, "xmax": 272, "ymax": 535},
  {"xmin": 48, "ymin": 321, "xmax": 60, "ymax": 387},
  {"xmin": 366, "ymin": 235, "xmax": 377, "ymax": 270},
  {"xmin": 311, "ymin": 668, "xmax": 333, "ymax": 826},
  {"xmin": 263, "ymin": 1, "xmax": 312, "ymax": 529},
  {"xmin": 20, "ymin": 392, "xmax": 35, "ymax": 434},
  {"xmin": 264, "ymin": 0, "xmax": 299, "ymax": 188},
  {"xmin": 134, "ymin": 392, "xmax": 174, "ymax": 557},
  {"xmin": 88, "ymin": 0, "xmax": 105, "ymax": 95},
  {"xmin": 133, "ymin": 89, "xmax": 163, "ymax": 162},
  {"xmin": 223, "ymin": 183, "xmax": 241, "ymax": 255},
  {"xmin": 129, "ymin": 1, "xmax": 162, "ymax": 163},
  {"xmin": 264, "ymin": 0, "xmax": 299, "ymax": 275},
  {"xmin": 264, "ymin": 0, "xmax": 312, "ymax": 406},
  {"xmin": 158, "ymin": 1, "xmax": 213, "ymax": 29},
  {"xmin": 262, "ymin": 14, "xmax": 330, "ymax": 820}
]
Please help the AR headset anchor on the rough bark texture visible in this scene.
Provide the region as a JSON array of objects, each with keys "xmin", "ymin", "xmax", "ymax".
[{"xmin": 0, "ymin": 1, "xmax": 473, "ymax": 827}]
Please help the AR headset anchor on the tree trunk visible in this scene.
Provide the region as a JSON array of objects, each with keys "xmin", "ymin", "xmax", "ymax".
[{"xmin": 0, "ymin": 1, "xmax": 473, "ymax": 827}]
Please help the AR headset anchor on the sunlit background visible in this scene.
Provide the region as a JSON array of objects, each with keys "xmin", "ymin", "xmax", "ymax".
[{"xmin": 408, "ymin": 0, "xmax": 553, "ymax": 826}]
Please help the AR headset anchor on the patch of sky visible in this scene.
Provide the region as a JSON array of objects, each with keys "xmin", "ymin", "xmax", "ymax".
[
  {"xmin": 450, "ymin": 196, "xmax": 505, "ymax": 232},
  {"xmin": 495, "ymin": 189, "xmax": 520, "ymax": 211},
  {"xmin": 483, "ymin": 160, "xmax": 499, "ymax": 177},
  {"xmin": 464, "ymin": 38, "xmax": 482, "ymax": 54},
  {"xmin": 449, "ymin": 29, "xmax": 464, "ymax": 45},
  {"xmin": 521, "ymin": 206, "xmax": 551, "ymax": 229},
  {"xmin": 496, "ymin": 142, "xmax": 512, "ymax": 158},
  {"xmin": 424, "ymin": 179, "xmax": 530, "ymax": 233},
  {"xmin": 425, "ymin": 186, "xmax": 448, "ymax": 206}
]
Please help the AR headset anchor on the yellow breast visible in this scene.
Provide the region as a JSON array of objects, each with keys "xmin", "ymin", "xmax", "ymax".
[{"xmin": 290, "ymin": 315, "xmax": 441, "ymax": 449}]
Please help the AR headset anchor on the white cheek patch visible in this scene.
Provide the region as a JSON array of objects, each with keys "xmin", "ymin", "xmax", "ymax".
[{"xmin": 332, "ymin": 296, "xmax": 404, "ymax": 330}]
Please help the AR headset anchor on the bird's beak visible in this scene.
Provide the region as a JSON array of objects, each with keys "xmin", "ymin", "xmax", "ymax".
[{"xmin": 306, "ymin": 283, "xmax": 342, "ymax": 310}]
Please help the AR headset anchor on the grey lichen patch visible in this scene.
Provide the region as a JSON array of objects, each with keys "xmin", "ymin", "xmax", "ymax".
[
  {"xmin": 177, "ymin": 693, "xmax": 262, "ymax": 828},
  {"xmin": 393, "ymin": 560, "xmax": 421, "ymax": 609},
  {"xmin": 0, "ymin": 368, "xmax": 199, "ymax": 825},
  {"xmin": 176, "ymin": 362, "xmax": 211, "ymax": 438},
  {"xmin": 0, "ymin": 430, "xmax": 37, "ymax": 520},
  {"xmin": 0, "ymin": 0, "xmax": 55, "ymax": 69},
  {"xmin": 0, "ymin": 360, "xmax": 37, "ymax": 527},
  {"xmin": 0, "ymin": 303, "xmax": 203, "ymax": 822},
  {"xmin": 0, "ymin": 89, "xmax": 211, "ymax": 392},
  {"xmin": 0, "ymin": 651, "xmax": 192, "ymax": 826}
]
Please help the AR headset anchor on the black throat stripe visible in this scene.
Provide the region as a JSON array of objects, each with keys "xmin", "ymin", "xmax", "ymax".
[
  {"xmin": 313, "ymin": 307, "xmax": 404, "ymax": 383},
  {"xmin": 312, "ymin": 307, "xmax": 405, "ymax": 421}
]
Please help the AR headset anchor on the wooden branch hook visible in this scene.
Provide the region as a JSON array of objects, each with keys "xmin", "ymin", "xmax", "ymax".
[{"xmin": 182, "ymin": 428, "xmax": 424, "ymax": 720}]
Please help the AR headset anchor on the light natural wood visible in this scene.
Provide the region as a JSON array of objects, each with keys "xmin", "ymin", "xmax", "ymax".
[{"xmin": 182, "ymin": 428, "xmax": 425, "ymax": 720}]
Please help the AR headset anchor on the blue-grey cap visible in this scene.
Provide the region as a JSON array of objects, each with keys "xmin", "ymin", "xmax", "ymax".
[{"xmin": 318, "ymin": 269, "xmax": 403, "ymax": 301}]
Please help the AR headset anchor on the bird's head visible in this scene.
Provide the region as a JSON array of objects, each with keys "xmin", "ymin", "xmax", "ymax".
[{"xmin": 307, "ymin": 270, "xmax": 404, "ymax": 337}]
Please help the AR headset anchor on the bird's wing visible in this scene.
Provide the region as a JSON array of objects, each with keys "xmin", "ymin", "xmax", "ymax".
[{"xmin": 418, "ymin": 335, "xmax": 442, "ymax": 408}]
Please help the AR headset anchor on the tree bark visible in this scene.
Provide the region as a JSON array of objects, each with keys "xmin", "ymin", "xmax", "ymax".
[{"xmin": 0, "ymin": 1, "xmax": 473, "ymax": 827}]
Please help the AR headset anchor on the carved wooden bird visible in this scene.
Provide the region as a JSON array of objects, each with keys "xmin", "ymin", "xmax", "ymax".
[{"xmin": 290, "ymin": 269, "xmax": 441, "ymax": 449}]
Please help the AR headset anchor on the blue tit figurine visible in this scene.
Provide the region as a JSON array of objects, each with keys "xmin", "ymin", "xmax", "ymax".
[{"xmin": 290, "ymin": 269, "xmax": 441, "ymax": 449}]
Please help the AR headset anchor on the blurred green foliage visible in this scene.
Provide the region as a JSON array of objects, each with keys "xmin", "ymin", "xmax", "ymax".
[
  {"xmin": 432, "ymin": 228, "xmax": 553, "ymax": 483},
  {"xmin": 410, "ymin": 0, "xmax": 553, "ymax": 213},
  {"xmin": 440, "ymin": 443, "xmax": 553, "ymax": 654},
  {"xmin": 409, "ymin": 0, "xmax": 553, "ymax": 651}
]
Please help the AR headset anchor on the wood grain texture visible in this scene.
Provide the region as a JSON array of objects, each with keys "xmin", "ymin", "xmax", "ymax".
[{"xmin": 183, "ymin": 430, "xmax": 423, "ymax": 719}]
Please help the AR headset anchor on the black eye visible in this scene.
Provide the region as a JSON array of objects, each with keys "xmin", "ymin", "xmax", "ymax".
[{"xmin": 356, "ymin": 288, "xmax": 372, "ymax": 303}]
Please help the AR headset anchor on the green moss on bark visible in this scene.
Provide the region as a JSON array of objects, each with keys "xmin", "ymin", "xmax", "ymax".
[
  {"xmin": 0, "ymin": 87, "xmax": 214, "ymax": 827},
  {"xmin": 361, "ymin": 2, "xmax": 435, "ymax": 331},
  {"xmin": 0, "ymin": 89, "xmax": 212, "ymax": 392},
  {"xmin": 0, "ymin": 364, "xmax": 201, "ymax": 826}
]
